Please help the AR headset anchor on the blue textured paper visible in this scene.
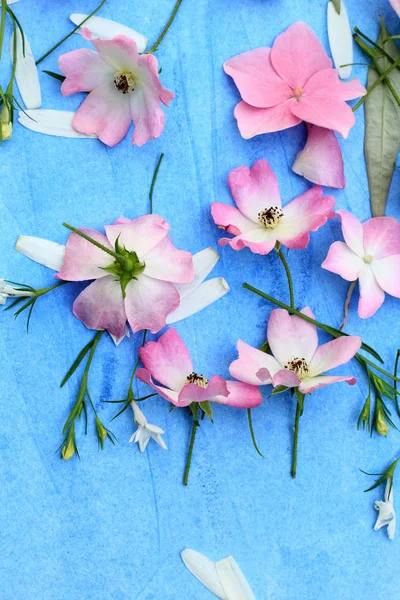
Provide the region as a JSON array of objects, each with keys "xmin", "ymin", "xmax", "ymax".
[{"xmin": 1, "ymin": 0, "xmax": 400, "ymax": 598}]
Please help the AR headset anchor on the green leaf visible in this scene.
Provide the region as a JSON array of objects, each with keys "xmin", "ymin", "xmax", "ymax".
[
  {"xmin": 60, "ymin": 337, "xmax": 96, "ymax": 388},
  {"xmin": 332, "ymin": 0, "xmax": 341, "ymax": 15},
  {"xmin": 43, "ymin": 70, "xmax": 66, "ymax": 83},
  {"xmin": 365, "ymin": 20, "xmax": 400, "ymax": 217}
]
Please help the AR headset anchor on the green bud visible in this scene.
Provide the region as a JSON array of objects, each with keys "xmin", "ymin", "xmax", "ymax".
[
  {"xmin": 62, "ymin": 427, "xmax": 77, "ymax": 460},
  {"xmin": 96, "ymin": 416, "xmax": 108, "ymax": 443},
  {"xmin": 376, "ymin": 400, "xmax": 389, "ymax": 437},
  {"xmin": 1, "ymin": 106, "xmax": 12, "ymax": 141}
]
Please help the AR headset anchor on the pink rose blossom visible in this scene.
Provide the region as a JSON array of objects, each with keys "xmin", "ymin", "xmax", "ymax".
[
  {"xmin": 136, "ymin": 328, "xmax": 262, "ymax": 408},
  {"xmin": 59, "ymin": 31, "xmax": 174, "ymax": 147},
  {"xmin": 57, "ymin": 215, "xmax": 194, "ymax": 337},
  {"xmin": 224, "ymin": 22, "xmax": 366, "ymax": 139},
  {"xmin": 322, "ymin": 210, "xmax": 400, "ymax": 318},
  {"xmin": 389, "ymin": 0, "xmax": 400, "ymax": 16},
  {"xmin": 211, "ymin": 159, "xmax": 335, "ymax": 255},
  {"xmin": 230, "ymin": 307, "xmax": 361, "ymax": 394}
]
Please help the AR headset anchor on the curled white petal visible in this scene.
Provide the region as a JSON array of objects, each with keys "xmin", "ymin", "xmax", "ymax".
[
  {"xmin": 327, "ymin": 0, "xmax": 353, "ymax": 79},
  {"xmin": 70, "ymin": 13, "xmax": 148, "ymax": 52},
  {"xmin": 18, "ymin": 110, "xmax": 97, "ymax": 138},
  {"xmin": 181, "ymin": 550, "xmax": 227, "ymax": 600},
  {"xmin": 374, "ymin": 479, "xmax": 396, "ymax": 540},
  {"xmin": 15, "ymin": 235, "xmax": 65, "ymax": 271},
  {"xmin": 167, "ymin": 278, "xmax": 230, "ymax": 324},
  {"xmin": 175, "ymin": 247, "xmax": 220, "ymax": 301},
  {"xmin": 130, "ymin": 401, "xmax": 167, "ymax": 452},
  {"xmin": 11, "ymin": 30, "xmax": 41, "ymax": 109},
  {"xmin": 215, "ymin": 557, "xmax": 256, "ymax": 600}
]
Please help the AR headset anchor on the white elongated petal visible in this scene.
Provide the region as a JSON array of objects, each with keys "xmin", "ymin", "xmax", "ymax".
[
  {"xmin": 11, "ymin": 30, "xmax": 41, "ymax": 109},
  {"xmin": 215, "ymin": 557, "xmax": 256, "ymax": 600},
  {"xmin": 166, "ymin": 277, "xmax": 230, "ymax": 324},
  {"xmin": 327, "ymin": 0, "xmax": 353, "ymax": 79},
  {"xmin": 7, "ymin": 0, "xmax": 20, "ymax": 5},
  {"xmin": 175, "ymin": 247, "xmax": 220, "ymax": 301},
  {"xmin": 181, "ymin": 550, "xmax": 227, "ymax": 600},
  {"xmin": 18, "ymin": 110, "xmax": 97, "ymax": 138},
  {"xmin": 70, "ymin": 13, "xmax": 148, "ymax": 52},
  {"xmin": 16, "ymin": 235, "xmax": 66, "ymax": 271}
]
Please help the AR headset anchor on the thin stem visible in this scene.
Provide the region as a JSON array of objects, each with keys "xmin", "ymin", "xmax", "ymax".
[
  {"xmin": 359, "ymin": 355, "xmax": 400, "ymax": 384},
  {"xmin": 63, "ymin": 223, "xmax": 121, "ymax": 262},
  {"xmin": 147, "ymin": 0, "xmax": 183, "ymax": 54},
  {"xmin": 354, "ymin": 35, "xmax": 400, "ymax": 107},
  {"xmin": 35, "ymin": 0, "xmax": 107, "ymax": 65},
  {"xmin": 0, "ymin": 0, "xmax": 7, "ymax": 60},
  {"xmin": 354, "ymin": 26, "xmax": 400, "ymax": 69},
  {"xmin": 183, "ymin": 418, "xmax": 198, "ymax": 486},
  {"xmin": 339, "ymin": 280, "xmax": 356, "ymax": 331},
  {"xmin": 149, "ymin": 153, "xmax": 164, "ymax": 214},
  {"xmin": 394, "ymin": 350, "xmax": 400, "ymax": 416},
  {"xmin": 6, "ymin": 18, "xmax": 17, "ymax": 96},
  {"xmin": 276, "ymin": 247, "xmax": 294, "ymax": 310},
  {"xmin": 247, "ymin": 408, "xmax": 263, "ymax": 457},
  {"xmin": 291, "ymin": 401, "xmax": 302, "ymax": 479},
  {"xmin": 353, "ymin": 54, "xmax": 400, "ymax": 111}
]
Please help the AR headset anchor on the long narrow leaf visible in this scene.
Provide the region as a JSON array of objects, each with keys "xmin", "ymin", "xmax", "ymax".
[{"xmin": 60, "ymin": 338, "xmax": 96, "ymax": 388}]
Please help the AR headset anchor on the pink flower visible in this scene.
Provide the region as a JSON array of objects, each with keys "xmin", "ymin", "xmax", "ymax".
[
  {"xmin": 389, "ymin": 0, "xmax": 400, "ymax": 16},
  {"xmin": 292, "ymin": 125, "xmax": 345, "ymax": 189},
  {"xmin": 136, "ymin": 328, "xmax": 262, "ymax": 408},
  {"xmin": 322, "ymin": 210, "xmax": 400, "ymax": 318},
  {"xmin": 211, "ymin": 159, "xmax": 335, "ymax": 255},
  {"xmin": 59, "ymin": 31, "xmax": 174, "ymax": 147},
  {"xmin": 230, "ymin": 307, "xmax": 361, "ymax": 394},
  {"xmin": 224, "ymin": 22, "xmax": 366, "ymax": 139},
  {"xmin": 57, "ymin": 215, "xmax": 194, "ymax": 337}
]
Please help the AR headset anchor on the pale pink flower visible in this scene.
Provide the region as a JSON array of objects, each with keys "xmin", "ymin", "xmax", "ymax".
[
  {"xmin": 389, "ymin": 0, "xmax": 400, "ymax": 16},
  {"xmin": 230, "ymin": 307, "xmax": 361, "ymax": 394},
  {"xmin": 56, "ymin": 215, "xmax": 194, "ymax": 337},
  {"xmin": 211, "ymin": 159, "xmax": 335, "ymax": 255},
  {"xmin": 136, "ymin": 328, "xmax": 262, "ymax": 408},
  {"xmin": 292, "ymin": 125, "xmax": 345, "ymax": 189},
  {"xmin": 322, "ymin": 210, "xmax": 400, "ymax": 318},
  {"xmin": 59, "ymin": 31, "xmax": 174, "ymax": 147},
  {"xmin": 224, "ymin": 22, "xmax": 366, "ymax": 139}
]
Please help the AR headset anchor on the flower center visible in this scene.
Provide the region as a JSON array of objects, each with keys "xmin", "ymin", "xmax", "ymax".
[
  {"xmin": 114, "ymin": 72, "xmax": 136, "ymax": 94},
  {"xmin": 364, "ymin": 254, "xmax": 373, "ymax": 264},
  {"xmin": 285, "ymin": 357, "xmax": 309, "ymax": 379},
  {"xmin": 258, "ymin": 207, "xmax": 284, "ymax": 229},
  {"xmin": 186, "ymin": 372, "xmax": 209, "ymax": 388},
  {"xmin": 293, "ymin": 87, "xmax": 303, "ymax": 100}
]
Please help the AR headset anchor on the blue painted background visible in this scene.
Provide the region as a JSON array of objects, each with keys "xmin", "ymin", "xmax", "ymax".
[{"xmin": 1, "ymin": 0, "xmax": 400, "ymax": 598}]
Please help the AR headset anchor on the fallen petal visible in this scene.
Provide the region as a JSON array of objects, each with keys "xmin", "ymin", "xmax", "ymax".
[
  {"xmin": 327, "ymin": 0, "xmax": 353, "ymax": 79},
  {"xmin": 18, "ymin": 110, "xmax": 97, "ymax": 138},
  {"xmin": 70, "ymin": 13, "xmax": 148, "ymax": 53},
  {"xmin": 174, "ymin": 247, "xmax": 220, "ymax": 301},
  {"xmin": 15, "ymin": 235, "xmax": 66, "ymax": 271},
  {"xmin": 166, "ymin": 278, "xmax": 230, "ymax": 324},
  {"xmin": 11, "ymin": 29, "xmax": 41, "ymax": 109},
  {"xmin": 215, "ymin": 557, "xmax": 256, "ymax": 600},
  {"xmin": 292, "ymin": 126, "xmax": 345, "ymax": 188},
  {"xmin": 181, "ymin": 550, "xmax": 227, "ymax": 600}
]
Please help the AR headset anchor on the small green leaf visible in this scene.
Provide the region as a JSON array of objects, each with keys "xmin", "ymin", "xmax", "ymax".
[
  {"xmin": 199, "ymin": 401, "xmax": 213, "ymax": 421},
  {"xmin": 332, "ymin": 0, "xmax": 341, "ymax": 15},
  {"xmin": 43, "ymin": 70, "xmax": 66, "ymax": 83},
  {"xmin": 60, "ymin": 337, "xmax": 95, "ymax": 388}
]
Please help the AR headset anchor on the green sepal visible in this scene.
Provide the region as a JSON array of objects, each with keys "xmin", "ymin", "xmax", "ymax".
[
  {"xmin": 259, "ymin": 341, "xmax": 271, "ymax": 354},
  {"xmin": 189, "ymin": 402, "xmax": 200, "ymax": 425},
  {"xmin": 332, "ymin": 0, "xmax": 341, "ymax": 14},
  {"xmin": 271, "ymin": 385, "xmax": 289, "ymax": 396},
  {"xmin": 43, "ymin": 70, "xmax": 66, "ymax": 82},
  {"xmin": 295, "ymin": 388, "xmax": 305, "ymax": 416},
  {"xmin": 199, "ymin": 401, "xmax": 213, "ymax": 421}
]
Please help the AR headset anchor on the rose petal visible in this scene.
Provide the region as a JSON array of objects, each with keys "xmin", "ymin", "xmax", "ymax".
[
  {"xmin": 59, "ymin": 48, "xmax": 113, "ymax": 95},
  {"xmin": 70, "ymin": 13, "xmax": 148, "ymax": 52},
  {"xmin": 229, "ymin": 340, "xmax": 281, "ymax": 386},
  {"xmin": 267, "ymin": 307, "xmax": 318, "ymax": 366},
  {"xmin": 211, "ymin": 203, "xmax": 259, "ymax": 235},
  {"xmin": 124, "ymin": 275, "xmax": 180, "ymax": 333},
  {"xmin": 299, "ymin": 374, "xmax": 357, "ymax": 394},
  {"xmin": 136, "ymin": 368, "xmax": 181, "ymax": 405},
  {"xmin": 308, "ymin": 336, "xmax": 361, "ymax": 377},
  {"xmin": 143, "ymin": 235, "xmax": 194, "ymax": 284},
  {"xmin": 178, "ymin": 375, "xmax": 229, "ymax": 406},
  {"xmin": 105, "ymin": 215, "xmax": 170, "ymax": 258},
  {"xmin": 57, "ymin": 228, "xmax": 113, "ymax": 281}
]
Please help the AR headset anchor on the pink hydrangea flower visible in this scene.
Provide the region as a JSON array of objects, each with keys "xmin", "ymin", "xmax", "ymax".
[
  {"xmin": 136, "ymin": 328, "xmax": 262, "ymax": 408},
  {"xmin": 322, "ymin": 210, "xmax": 400, "ymax": 318},
  {"xmin": 59, "ymin": 31, "xmax": 174, "ymax": 146},
  {"xmin": 389, "ymin": 0, "xmax": 400, "ymax": 16},
  {"xmin": 230, "ymin": 307, "xmax": 361, "ymax": 394},
  {"xmin": 211, "ymin": 159, "xmax": 335, "ymax": 255},
  {"xmin": 224, "ymin": 22, "xmax": 366, "ymax": 139},
  {"xmin": 57, "ymin": 215, "xmax": 194, "ymax": 337}
]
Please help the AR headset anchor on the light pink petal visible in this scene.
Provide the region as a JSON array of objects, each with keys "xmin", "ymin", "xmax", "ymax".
[
  {"xmin": 143, "ymin": 235, "xmax": 194, "ymax": 284},
  {"xmin": 73, "ymin": 276, "xmax": 127, "ymax": 338},
  {"xmin": 136, "ymin": 368, "xmax": 181, "ymax": 405},
  {"xmin": 389, "ymin": 0, "xmax": 400, "ymax": 16},
  {"xmin": 139, "ymin": 328, "xmax": 193, "ymax": 391},
  {"xmin": 72, "ymin": 81, "xmax": 132, "ymax": 146},
  {"xmin": 321, "ymin": 241, "xmax": 364, "ymax": 281},
  {"xmin": 234, "ymin": 100, "xmax": 301, "ymax": 139},
  {"xmin": 267, "ymin": 307, "xmax": 318, "ymax": 366},
  {"xmin": 358, "ymin": 264, "xmax": 385, "ymax": 318},
  {"xmin": 270, "ymin": 369, "xmax": 301, "ymax": 388},
  {"xmin": 271, "ymin": 22, "xmax": 332, "ymax": 89},
  {"xmin": 308, "ymin": 336, "xmax": 361, "ymax": 377},
  {"xmin": 291, "ymin": 69, "xmax": 357, "ymax": 138},
  {"xmin": 56, "ymin": 228, "xmax": 113, "ymax": 281},
  {"xmin": 212, "ymin": 381, "xmax": 262, "ymax": 408},
  {"xmin": 224, "ymin": 48, "xmax": 293, "ymax": 108},
  {"xmin": 336, "ymin": 78, "xmax": 367, "ymax": 101},
  {"xmin": 228, "ymin": 159, "xmax": 282, "ymax": 221},
  {"xmin": 292, "ymin": 126, "xmax": 345, "ymax": 189},
  {"xmin": 229, "ymin": 340, "xmax": 281, "ymax": 385},
  {"xmin": 363, "ymin": 217, "xmax": 400, "ymax": 259},
  {"xmin": 124, "ymin": 275, "xmax": 180, "ymax": 333},
  {"xmin": 275, "ymin": 186, "xmax": 335, "ymax": 249},
  {"xmin": 90, "ymin": 35, "xmax": 139, "ymax": 71},
  {"xmin": 220, "ymin": 227, "xmax": 277, "ymax": 255},
  {"xmin": 299, "ymin": 374, "xmax": 357, "ymax": 394},
  {"xmin": 372, "ymin": 255, "xmax": 400, "ymax": 298},
  {"xmin": 211, "ymin": 202, "xmax": 257, "ymax": 236},
  {"xmin": 178, "ymin": 375, "xmax": 229, "ymax": 406},
  {"xmin": 336, "ymin": 210, "xmax": 365, "ymax": 256},
  {"xmin": 105, "ymin": 215, "xmax": 170, "ymax": 257},
  {"xmin": 59, "ymin": 48, "xmax": 113, "ymax": 95}
]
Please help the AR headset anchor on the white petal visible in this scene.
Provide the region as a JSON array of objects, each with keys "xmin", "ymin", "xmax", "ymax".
[
  {"xmin": 166, "ymin": 278, "xmax": 230, "ymax": 324},
  {"xmin": 151, "ymin": 432, "xmax": 168, "ymax": 450},
  {"xmin": 138, "ymin": 429, "xmax": 151, "ymax": 453},
  {"xmin": 215, "ymin": 557, "xmax": 256, "ymax": 600},
  {"xmin": 175, "ymin": 247, "xmax": 220, "ymax": 301},
  {"xmin": 18, "ymin": 110, "xmax": 97, "ymax": 138},
  {"xmin": 181, "ymin": 550, "xmax": 227, "ymax": 600},
  {"xmin": 70, "ymin": 13, "xmax": 148, "ymax": 53},
  {"xmin": 131, "ymin": 401, "xmax": 147, "ymax": 427},
  {"xmin": 327, "ymin": 0, "xmax": 353, "ymax": 79},
  {"xmin": 15, "ymin": 235, "xmax": 66, "ymax": 271},
  {"xmin": 7, "ymin": 0, "xmax": 20, "ymax": 4},
  {"xmin": 11, "ymin": 30, "xmax": 41, "ymax": 109}
]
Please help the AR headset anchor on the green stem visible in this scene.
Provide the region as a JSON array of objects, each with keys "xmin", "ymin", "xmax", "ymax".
[
  {"xmin": 35, "ymin": 0, "xmax": 107, "ymax": 65},
  {"xmin": 147, "ymin": 0, "xmax": 183, "ymax": 54},
  {"xmin": 339, "ymin": 280, "xmax": 356, "ymax": 331},
  {"xmin": 6, "ymin": 18, "xmax": 17, "ymax": 96},
  {"xmin": 149, "ymin": 153, "xmax": 164, "ymax": 214},
  {"xmin": 183, "ymin": 417, "xmax": 198, "ymax": 486},
  {"xmin": 247, "ymin": 408, "xmax": 263, "ymax": 457},
  {"xmin": 36, "ymin": 280, "xmax": 68, "ymax": 297},
  {"xmin": 291, "ymin": 401, "xmax": 302, "ymax": 479},
  {"xmin": 354, "ymin": 26, "xmax": 400, "ymax": 69},
  {"xmin": 358, "ymin": 354, "xmax": 400, "ymax": 384},
  {"xmin": 353, "ymin": 54, "xmax": 400, "ymax": 111},
  {"xmin": 63, "ymin": 223, "xmax": 121, "ymax": 262},
  {"xmin": 276, "ymin": 247, "xmax": 295, "ymax": 310},
  {"xmin": 0, "ymin": 0, "xmax": 7, "ymax": 60}
]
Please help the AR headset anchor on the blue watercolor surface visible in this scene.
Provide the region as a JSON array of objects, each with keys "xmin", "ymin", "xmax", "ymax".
[{"xmin": 1, "ymin": 0, "xmax": 400, "ymax": 598}]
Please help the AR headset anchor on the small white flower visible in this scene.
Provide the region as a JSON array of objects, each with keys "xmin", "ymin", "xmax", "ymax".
[
  {"xmin": 374, "ymin": 478, "xmax": 396, "ymax": 540},
  {"xmin": 129, "ymin": 401, "xmax": 167, "ymax": 453},
  {"xmin": 0, "ymin": 279, "xmax": 34, "ymax": 305}
]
